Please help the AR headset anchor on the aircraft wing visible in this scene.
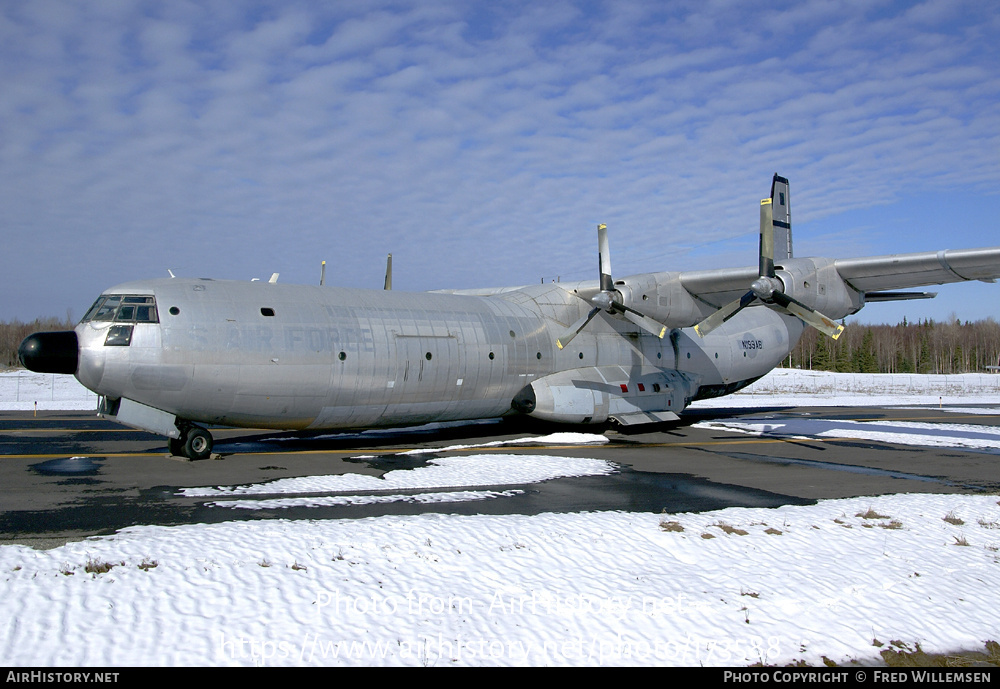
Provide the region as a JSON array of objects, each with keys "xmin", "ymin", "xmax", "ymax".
[
  {"xmin": 678, "ymin": 266, "xmax": 760, "ymax": 308},
  {"xmin": 833, "ymin": 247, "xmax": 1000, "ymax": 292},
  {"xmin": 679, "ymin": 247, "xmax": 1000, "ymax": 308}
]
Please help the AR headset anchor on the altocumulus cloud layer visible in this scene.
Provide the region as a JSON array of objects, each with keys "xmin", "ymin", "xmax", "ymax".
[{"xmin": 1, "ymin": 0, "xmax": 998, "ymax": 322}]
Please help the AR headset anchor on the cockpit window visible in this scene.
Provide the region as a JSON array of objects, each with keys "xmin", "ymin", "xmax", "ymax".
[
  {"xmin": 86, "ymin": 295, "xmax": 120, "ymax": 321},
  {"xmin": 82, "ymin": 295, "xmax": 158, "ymax": 324}
]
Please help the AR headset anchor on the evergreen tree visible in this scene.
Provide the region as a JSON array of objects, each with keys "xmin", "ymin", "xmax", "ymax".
[
  {"xmin": 953, "ymin": 344, "xmax": 965, "ymax": 373},
  {"xmin": 813, "ymin": 337, "xmax": 832, "ymax": 370},
  {"xmin": 834, "ymin": 339, "xmax": 852, "ymax": 373},
  {"xmin": 917, "ymin": 334, "xmax": 933, "ymax": 373},
  {"xmin": 858, "ymin": 329, "xmax": 878, "ymax": 373},
  {"xmin": 896, "ymin": 348, "xmax": 915, "ymax": 373}
]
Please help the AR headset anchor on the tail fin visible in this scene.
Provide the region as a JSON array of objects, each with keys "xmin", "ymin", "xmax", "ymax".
[{"xmin": 770, "ymin": 174, "xmax": 792, "ymax": 261}]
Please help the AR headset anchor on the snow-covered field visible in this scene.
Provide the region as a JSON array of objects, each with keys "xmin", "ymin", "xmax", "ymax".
[
  {"xmin": 0, "ymin": 369, "xmax": 98, "ymax": 410},
  {"xmin": 2, "ymin": 369, "xmax": 999, "ymax": 666},
  {"xmin": 2, "ymin": 494, "xmax": 998, "ymax": 667},
  {"xmin": 4, "ymin": 366, "xmax": 999, "ymax": 411},
  {"xmin": 691, "ymin": 368, "xmax": 1000, "ymax": 408}
]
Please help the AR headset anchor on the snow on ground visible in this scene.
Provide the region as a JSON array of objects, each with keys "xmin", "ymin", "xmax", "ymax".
[
  {"xmin": 4, "ymin": 366, "xmax": 1000, "ymax": 412},
  {"xmin": 2, "ymin": 368, "xmax": 999, "ymax": 666},
  {"xmin": 692, "ymin": 368, "xmax": 1000, "ymax": 408},
  {"xmin": 1, "ymin": 494, "xmax": 997, "ymax": 666},
  {"xmin": 182, "ymin": 453, "xmax": 614, "ymax": 504},
  {"xmin": 693, "ymin": 419, "xmax": 1000, "ymax": 453},
  {"xmin": 0, "ymin": 369, "xmax": 98, "ymax": 410}
]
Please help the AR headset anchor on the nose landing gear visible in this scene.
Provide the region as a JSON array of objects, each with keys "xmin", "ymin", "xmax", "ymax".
[{"xmin": 169, "ymin": 424, "xmax": 214, "ymax": 460}]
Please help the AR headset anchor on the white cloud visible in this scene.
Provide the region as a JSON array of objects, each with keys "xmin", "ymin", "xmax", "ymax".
[{"xmin": 0, "ymin": 0, "xmax": 998, "ymax": 320}]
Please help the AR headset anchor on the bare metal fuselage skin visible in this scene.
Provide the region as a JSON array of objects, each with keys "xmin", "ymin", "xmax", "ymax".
[
  {"xmin": 73, "ymin": 275, "xmax": 802, "ymax": 432},
  {"xmin": 21, "ymin": 172, "xmax": 999, "ymax": 458}
]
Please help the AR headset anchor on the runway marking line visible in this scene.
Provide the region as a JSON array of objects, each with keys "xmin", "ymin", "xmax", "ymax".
[
  {"xmin": 2, "ymin": 412, "xmax": 997, "ymax": 437},
  {"xmin": 0, "ymin": 435, "xmax": 878, "ymax": 461},
  {"xmin": 3, "ymin": 411, "xmax": 997, "ymax": 460}
]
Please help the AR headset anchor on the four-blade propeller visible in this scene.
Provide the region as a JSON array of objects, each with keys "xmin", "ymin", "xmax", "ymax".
[
  {"xmin": 556, "ymin": 224, "xmax": 669, "ymax": 350},
  {"xmin": 693, "ymin": 198, "xmax": 844, "ymax": 340}
]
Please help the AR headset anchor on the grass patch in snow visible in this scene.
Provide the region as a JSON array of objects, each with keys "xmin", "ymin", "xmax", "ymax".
[
  {"xmin": 713, "ymin": 521, "xmax": 749, "ymax": 536},
  {"xmin": 943, "ymin": 511, "xmax": 965, "ymax": 526}
]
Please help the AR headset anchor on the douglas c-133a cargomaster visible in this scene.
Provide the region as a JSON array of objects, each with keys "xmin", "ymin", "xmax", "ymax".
[{"xmin": 19, "ymin": 175, "xmax": 1000, "ymax": 459}]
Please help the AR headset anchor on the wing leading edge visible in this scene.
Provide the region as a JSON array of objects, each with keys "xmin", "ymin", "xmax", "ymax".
[
  {"xmin": 676, "ymin": 246, "xmax": 1000, "ymax": 327},
  {"xmin": 833, "ymin": 247, "xmax": 1000, "ymax": 293}
]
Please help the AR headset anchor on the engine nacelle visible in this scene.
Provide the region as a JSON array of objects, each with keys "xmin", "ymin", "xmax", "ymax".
[
  {"xmin": 611, "ymin": 272, "xmax": 704, "ymax": 328},
  {"xmin": 511, "ymin": 365, "xmax": 697, "ymax": 426},
  {"xmin": 775, "ymin": 257, "xmax": 863, "ymax": 319}
]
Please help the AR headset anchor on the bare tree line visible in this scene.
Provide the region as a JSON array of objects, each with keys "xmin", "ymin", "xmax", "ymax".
[
  {"xmin": 788, "ymin": 317, "xmax": 1000, "ymax": 374},
  {"xmin": 4, "ymin": 315, "xmax": 1000, "ymax": 375}
]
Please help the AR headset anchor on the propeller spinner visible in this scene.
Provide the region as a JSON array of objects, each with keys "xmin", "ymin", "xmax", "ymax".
[
  {"xmin": 694, "ymin": 198, "xmax": 844, "ymax": 340},
  {"xmin": 556, "ymin": 224, "xmax": 669, "ymax": 349}
]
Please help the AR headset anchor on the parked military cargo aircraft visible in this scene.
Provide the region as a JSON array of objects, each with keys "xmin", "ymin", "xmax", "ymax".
[{"xmin": 19, "ymin": 175, "xmax": 1000, "ymax": 459}]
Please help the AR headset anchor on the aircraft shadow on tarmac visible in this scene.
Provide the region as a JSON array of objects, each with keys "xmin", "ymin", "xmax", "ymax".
[{"xmin": 5, "ymin": 412, "xmax": 818, "ymax": 543}]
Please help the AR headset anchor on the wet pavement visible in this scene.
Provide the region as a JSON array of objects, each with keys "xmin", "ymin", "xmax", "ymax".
[{"xmin": 2, "ymin": 406, "xmax": 999, "ymax": 547}]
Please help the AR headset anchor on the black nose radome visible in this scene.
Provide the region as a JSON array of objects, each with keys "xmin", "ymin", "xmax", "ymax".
[{"xmin": 19, "ymin": 331, "xmax": 79, "ymax": 374}]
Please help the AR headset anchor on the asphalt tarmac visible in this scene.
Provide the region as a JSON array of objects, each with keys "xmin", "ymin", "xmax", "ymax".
[{"xmin": 2, "ymin": 406, "xmax": 999, "ymax": 548}]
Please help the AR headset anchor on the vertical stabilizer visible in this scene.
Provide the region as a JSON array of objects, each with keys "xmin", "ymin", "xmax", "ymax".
[{"xmin": 770, "ymin": 174, "xmax": 792, "ymax": 260}]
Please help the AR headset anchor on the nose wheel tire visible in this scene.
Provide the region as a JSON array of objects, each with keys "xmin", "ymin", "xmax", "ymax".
[{"xmin": 182, "ymin": 426, "xmax": 214, "ymax": 460}]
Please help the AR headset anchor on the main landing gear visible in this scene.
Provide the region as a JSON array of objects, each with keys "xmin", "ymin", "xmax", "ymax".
[{"xmin": 168, "ymin": 424, "xmax": 214, "ymax": 460}]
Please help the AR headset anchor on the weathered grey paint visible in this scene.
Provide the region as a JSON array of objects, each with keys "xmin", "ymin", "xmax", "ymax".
[{"xmin": 73, "ymin": 243, "xmax": 1000, "ymax": 434}]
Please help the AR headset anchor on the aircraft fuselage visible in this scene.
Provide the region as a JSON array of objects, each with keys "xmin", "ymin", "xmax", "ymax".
[{"xmin": 72, "ymin": 277, "xmax": 800, "ymax": 434}]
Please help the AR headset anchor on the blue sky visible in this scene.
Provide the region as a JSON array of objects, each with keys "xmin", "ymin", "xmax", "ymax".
[{"xmin": 2, "ymin": 0, "xmax": 998, "ymax": 325}]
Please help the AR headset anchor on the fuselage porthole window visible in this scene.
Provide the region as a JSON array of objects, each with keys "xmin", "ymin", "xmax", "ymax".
[{"xmin": 261, "ymin": 308, "xmax": 275, "ymax": 317}]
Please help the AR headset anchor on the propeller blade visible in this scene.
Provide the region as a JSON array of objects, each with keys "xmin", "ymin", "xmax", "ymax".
[
  {"xmin": 613, "ymin": 303, "xmax": 668, "ymax": 339},
  {"xmin": 558, "ymin": 223, "xmax": 670, "ymax": 346},
  {"xmin": 597, "ymin": 224, "xmax": 613, "ymax": 292},
  {"xmin": 696, "ymin": 199, "xmax": 775, "ymax": 338},
  {"xmin": 694, "ymin": 290, "xmax": 756, "ymax": 337},
  {"xmin": 759, "ymin": 198, "xmax": 774, "ymax": 279},
  {"xmin": 556, "ymin": 307, "xmax": 601, "ymax": 349},
  {"xmin": 696, "ymin": 179, "xmax": 843, "ymax": 340},
  {"xmin": 771, "ymin": 292, "xmax": 845, "ymax": 340}
]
